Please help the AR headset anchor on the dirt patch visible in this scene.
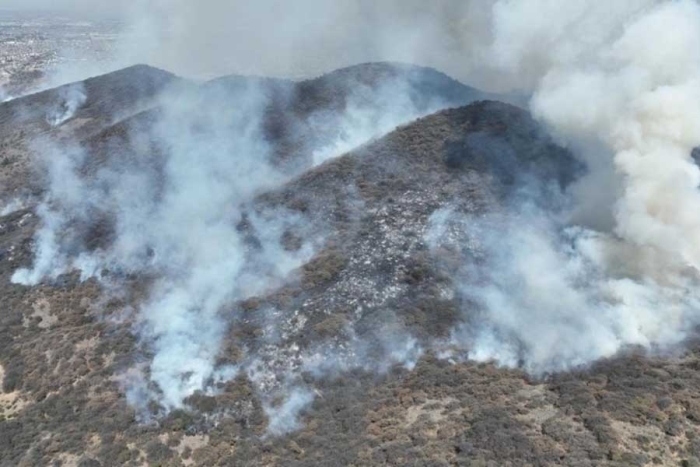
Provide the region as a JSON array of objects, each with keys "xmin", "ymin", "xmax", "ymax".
[
  {"xmin": 405, "ymin": 396, "xmax": 459, "ymax": 427},
  {"xmin": 162, "ymin": 434, "xmax": 211, "ymax": 466},
  {"xmin": 0, "ymin": 363, "xmax": 29, "ymax": 419},
  {"xmin": 23, "ymin": 297, "xmax": 58, "ymax": 329}
]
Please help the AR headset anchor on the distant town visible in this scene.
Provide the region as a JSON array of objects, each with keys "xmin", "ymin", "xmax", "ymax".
[{"xmin": 0, "ymin": 9, "xmax": 118, "ymax": 99}]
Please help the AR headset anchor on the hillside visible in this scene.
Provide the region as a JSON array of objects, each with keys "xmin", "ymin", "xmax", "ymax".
[{"xmin": 1, "ymin": 64, "xmax": 700, "ymax": 467}]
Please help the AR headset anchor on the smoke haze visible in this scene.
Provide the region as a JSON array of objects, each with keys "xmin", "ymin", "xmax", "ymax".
[
  {"xmin": 113, "ymin": 1, "xmax": 484, "ymax": 80},
  {"xmin": 4, "ymin": 1, "xmax": 495, "ymax": 86}
]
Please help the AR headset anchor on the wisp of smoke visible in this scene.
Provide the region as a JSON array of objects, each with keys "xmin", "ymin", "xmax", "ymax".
[
  {"xmin": 0, "ymin": 198, "xmax": 27, "ymax": 216},
  {"xmin": 0, "ymin": 89, "xmax": 11, "ymax": 103},
  {"xmin": 311, "ymin": 77, "xmax": 449, "ymax": 166},
  {"xmin": 239, "ymin": 316, "xmax": 423, "ymax": 435},
  {"xmin": 46, "ymin": 83, "xmax": 87, "ymax": 126},
  {"xmin": 263, "ymin": 387, "xmax": 316, "ymax": 437}
]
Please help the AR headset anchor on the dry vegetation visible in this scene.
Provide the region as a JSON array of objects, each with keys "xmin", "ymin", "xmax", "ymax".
[{"xmin": 1, "ymin": 64, "xmax": 699, "ymax": 466}]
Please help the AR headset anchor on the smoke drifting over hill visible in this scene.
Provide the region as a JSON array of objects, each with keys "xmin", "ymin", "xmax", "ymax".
[
  {"xmin": 10, "ymin": 0, "xmax": 700, "ymax": 436},
  {"xmin": 9, "ymin": 65, "xmax": 465, "ymax": 420},
  {"xmin": 13, "ymin": 81, "xmax": 318, "ymax": 409}
]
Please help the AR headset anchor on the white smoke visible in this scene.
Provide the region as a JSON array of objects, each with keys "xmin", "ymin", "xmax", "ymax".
[
  {"xmin": 13, "ymin": 80, "xmax": 317, "ymax": 408},
  {"xmin": 236, "ymin": 309, "xmax": 423, "ymax": 435},
  {"xmin": 424, "ymin": 0, "xmax": 700, "ymax": 373},
  {"xmin": 530, "ymin": 1, "xmax": 700, "ymax": 264},
  {"xmin": 0, "ymin": 198, "xmax": 28, "ymax": 216},
  {"xmin": 0, "ymin": 88, "xmax": 12, "ymax": 103},
  {"xmin": 11, "ymin": 141, "xmax": 91, "ymax": 285},
  {"xmin": 14, "ymin": 1, "xmax": 497, "ymax": 87},
  {"xmin": 46, "ymin": 83, "xmax": 87, "ymax": 126},
  {"xmin": 263, "ymin": 387, "xmax": 315, "ymax": 437},
  {"xmin": 12, "ymin": 60, "xmax": 465, "ymax": 421},
  {"xmin": 427, "ymin": 202, "xmax": 700, "ymax": 373},
  {"xmin": 311, "ymin": 77, "xmax": 449, "ymax": 166}
]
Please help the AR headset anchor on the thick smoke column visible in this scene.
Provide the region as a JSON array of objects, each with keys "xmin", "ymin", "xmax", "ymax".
[
  {"xmin": 435, "ymin": 0, "xmax": 700, "ymax": 372},
  {"xmin": 529, "ymin": 0, "xmax": 700, "ymax": 266}
]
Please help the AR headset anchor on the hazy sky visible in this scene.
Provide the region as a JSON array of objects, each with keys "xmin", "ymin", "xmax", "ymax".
[
  {"xmin": 1, "ymin": 0, "xmax": 122, "ymax": 16},
  {"xmin": 109, "ymin": 1, "xmax": 493, "ymax": 82},
  {"xmin": 0, "ymin": 1, "xmax": 501, "ymax": 88}
]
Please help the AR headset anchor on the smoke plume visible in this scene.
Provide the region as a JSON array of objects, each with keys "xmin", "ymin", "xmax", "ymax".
[
  {"xmin": 13, "ymin": 80, "xmax": 318, "ymax": 408},
  {"xmin": 45, "ymin": 83, "xmax": 87, "ymax": 127},
  {"xmin": 430, "ymin": 0, "xmax": 700, "ymax": 373}
]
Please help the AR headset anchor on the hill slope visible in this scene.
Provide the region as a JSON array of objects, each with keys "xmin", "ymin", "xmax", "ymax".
[
  {"xmin": 0, "ymin": 66, "xmax": 699, "ymax": 467},
  {"xmin": 0, "ymin": 65, "xmax": 181, "ymax": 202}
]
